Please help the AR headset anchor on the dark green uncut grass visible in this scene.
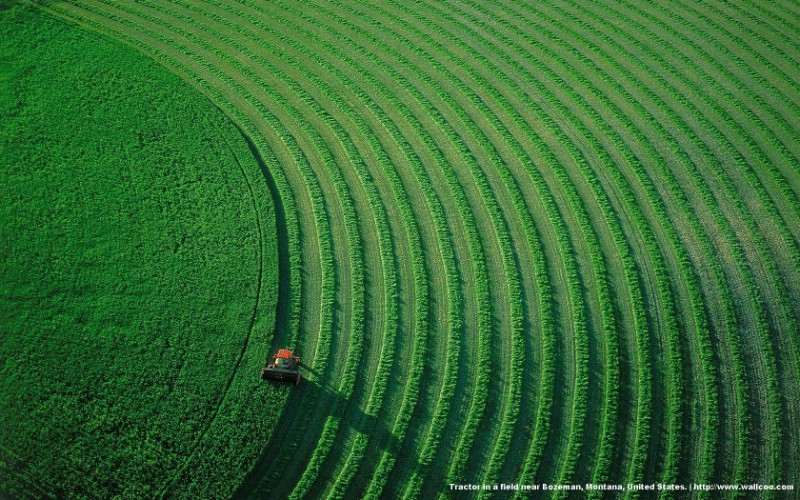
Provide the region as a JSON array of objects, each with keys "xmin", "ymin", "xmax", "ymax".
[{"xmin": 0, "ymin": 4, "xmax": 281, "ymax": 498}]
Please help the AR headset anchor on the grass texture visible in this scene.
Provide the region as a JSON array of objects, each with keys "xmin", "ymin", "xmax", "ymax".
[{"xmin": 0, "ymin": 4, "xmax": 280, "ymax": 498}]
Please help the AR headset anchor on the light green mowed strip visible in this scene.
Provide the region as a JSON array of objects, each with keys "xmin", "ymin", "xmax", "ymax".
[
  {"xmin": 0, "ymin": 4, "xmax": 281, "ymax": 498},
  {"xmin": 18, "ymin": 0, "xmax": 800, "ymax": 498}
]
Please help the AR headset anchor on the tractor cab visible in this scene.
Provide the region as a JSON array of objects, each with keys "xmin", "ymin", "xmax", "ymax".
[{"xmin": 262, "ymin": 349, "xmax": 301, "ymax": 386}]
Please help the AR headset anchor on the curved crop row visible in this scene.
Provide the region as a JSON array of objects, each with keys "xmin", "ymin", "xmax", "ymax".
[
  {"xmin": 524, "ymin": 0, "xmax": 723, "ymax": 485},
  {"xmin": 331, "ymin": 1, "xmax": 541, "ymax": 488},
  {"xmin": 478, "ymin": 0, "xmax": 718, "ymax": 487},
  {"xmin": 378, "ymin": 5, "xmax": 604, "ymax": 493},
  {"xmin": 265, "ymin": 6, "xmax": 512, "ymax": 496},
  {"xmin": 462, "ymin": 0, "xmax": 788, "ymax": 490},
  {"xmin": 354, "ymin": 2, "xmax": 620, "ymax": 492},
  {"xmin": 531, "ymin": 0, "xmax": 758, "ymax": 485},
  {"xmin": 628, "ymin": 0, "xmax": 800, "ymax": 330},
  {"xmin": 640, "ymin": 0, "xmax": 800, "ymax": 415},
  {"xmin": 637, "ymin": 0, "xmax": 800, "ymax": 292},
  {"xmin": 586, "ymin": 0, "xmax": 796, "ymax": 484},
  {"xmin": 400, "ymin": 1, "xmax": 656, "ymax": 488},
  {"xmin": 438, "ymin": 0, "xmax": 680, "ymax": 486},
  {"xmin": 225, "ymin": 0, "xmax": 496, "ymax": 496},
  {"xmin": 528, "ymin": 0, "xmax": 796, "ymax": 488}
]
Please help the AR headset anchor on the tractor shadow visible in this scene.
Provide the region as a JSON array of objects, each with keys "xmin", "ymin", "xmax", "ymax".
[
  {"xmin": 236, "ymin": 365, "xmax": 404, "ymax": 498},
  {"xmin": 295, "ymin": 363, "xmax": 403, "ymax": 456}
]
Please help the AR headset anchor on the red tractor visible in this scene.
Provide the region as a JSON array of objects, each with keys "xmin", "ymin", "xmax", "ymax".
[{"xmin": 261, "ymin": 349, "xmax": 301, "ymax": 386}]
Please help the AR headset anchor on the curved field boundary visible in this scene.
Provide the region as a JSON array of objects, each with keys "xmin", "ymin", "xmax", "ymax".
[
  {"xmin": 99, "ymin": 5, "xmax": 376, "ymax": 497},
  {"xmin": 156, "ymin": 103, "xmax": 269, "ymax": 497},
  {"xmin": 4, "ymin": 4, "xmax": 286, "ymax": 497},
  {"xmin": 33, "ymin": 3, "xmax": 337, "ymax": 497},
  {"xmin": 203, "ymin": 2, "xmax": 482, "ymax": 496}
]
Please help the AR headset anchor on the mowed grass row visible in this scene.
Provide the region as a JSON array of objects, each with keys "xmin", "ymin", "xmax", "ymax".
[
  {"xmin": 561, "ymin": 0, "xmax": 800, "ymax": 484},
  {"xmin": 302, "ymin": 1, "xmax": 527, "ymax": 491},
  {"xmin": 353, "ymin": 1, "xmax": 621, "ymax": 493},
  {"xmin": 494, "ymin": 0, "xmax": 800, "ymax": 486},
  {"xmin": 406, "ymin": 0, "xmax": 664, "ymax": 488},
  {"xmin": 320, "ymin": 3, "xmax": 560, "ymax": 493},
  {"xmin": 444, "ymin": 0, "xmax": 792, "ymax": 490},
  {"xmin": 621, "ymin": 0, "xmax": 800, "ymax": 481},
  {"xmin": 528, "ymin": 0, "xmax": 764, "ymax": 484},
  {"xmin": 468, "ymin": 0, "xmax": 720, "ymax": 484},
  {"xmin": 517, "ymin": 0, "xmax": 745, "ymax": 485},
  {"xmin": 488, "ymin": 0, "xmax": 792, "ymax": 488},
  {"xmin": 37, "ymin": 0, "xmax": 800, "ymax": 498},
  {"xmin": 381, "ymin": 2, "xmax": 689, "ymax": 491}
]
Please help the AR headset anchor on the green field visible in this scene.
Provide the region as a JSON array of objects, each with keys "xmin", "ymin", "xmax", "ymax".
[
  {"xmin": 0, "ymin": 4, "xmax": 280, "ymax": 498},
  {"xmin": 2, "ymin": 0, "xmax": 800, "ymax": 498}
]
